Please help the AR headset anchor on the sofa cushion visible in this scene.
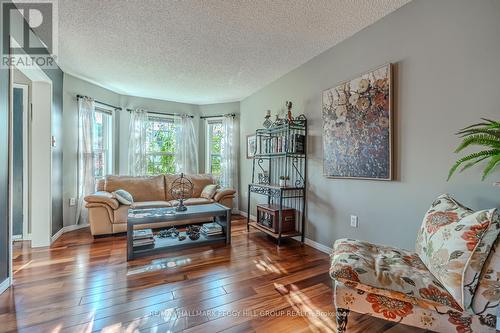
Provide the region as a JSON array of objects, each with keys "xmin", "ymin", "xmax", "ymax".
[
  {"xmin": 330, "ymin": 238, "xmax": 462, "ymax": 311},
  {"xmin": 105, "ymin": 175, "xmax": 166, "ymax": 202},
  {"xmin": 113, "ymin": 189, "xmax": 134, "ymax": 205},
  {"xmin": 200, "ymin": 184, "xmax": 219, "ymax": 199},
  {"xmin": 415, "ymin": 194, "xmax": 499, "ymax": 310}
]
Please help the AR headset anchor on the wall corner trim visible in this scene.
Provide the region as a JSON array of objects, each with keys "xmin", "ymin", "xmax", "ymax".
[
  {"xmin": 51, "ymin": 224, "xmax": 89, "ymax": 243},
  {"xmin": 0, "ymin": 277, "xmax": 11, "ymax": 294},
  {"xmin": 236, "ymin": 211, "xmax": 332, "ymax": 254},
  {"xmin": 236, "ymin": 210, "xmax": 257, "ymax": 221},
  {"xmin": 302, "ymin": 238, "xmax": 332, "ymax": 254}
]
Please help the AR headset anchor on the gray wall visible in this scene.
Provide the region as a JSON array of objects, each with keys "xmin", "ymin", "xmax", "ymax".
[
  {"xmin": 45, "ymin": 66, "xmax": 64, "ymax": 237},
  {"xmin": 239, "ymin": 0, "xmax": 500, "ymax": 250},
  {"xmin": 198, "ymin": 102, "xmax": 240, "ymax": 173}
]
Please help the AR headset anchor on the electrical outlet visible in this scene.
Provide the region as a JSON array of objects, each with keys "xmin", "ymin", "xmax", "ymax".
[
  {"xmin": 69, "ymin": 198, "xmax": 76, "ymax": 206},
  {"xmin": 350, "ymin": 215, "xmax": 358, "ymax": 228}
]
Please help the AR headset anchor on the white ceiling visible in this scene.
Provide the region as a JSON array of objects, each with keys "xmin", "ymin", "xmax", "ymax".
[{"xmin": 58, "ymin": 0, "xmax": 410, "ymax": 105}]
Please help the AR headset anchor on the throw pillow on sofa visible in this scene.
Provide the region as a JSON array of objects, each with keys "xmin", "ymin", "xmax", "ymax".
[
  {"xmin": 415, "ymin": 194, "xmax": 499, "ymax": 310},
  {"xmin": 200, "ymin": 184, "xmax": 219, "ymax": 199},
  {"xmin": 113, "ymin": 189, "xmax": 134, "ymax": 205}
]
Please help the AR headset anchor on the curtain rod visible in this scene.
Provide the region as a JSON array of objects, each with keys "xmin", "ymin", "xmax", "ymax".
[
  {"xmin": 76, "ymin": 95, "xmax": 122, "ymax": 110},
  {"xmin": 126, "ymin": 108, "xmax": 194, "ymax": 118},
  {"xmin": 76, "ymin": 95, "xmax": 194, "ymax": 118},
  {"xmin": 200, "ymin": 113, "xmax": 236, "ymax": 119}
]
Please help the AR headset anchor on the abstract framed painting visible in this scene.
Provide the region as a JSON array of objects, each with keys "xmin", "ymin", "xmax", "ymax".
[{"xmin": 322, "ymin": 63, "xmax": 393, "ymax": 180}]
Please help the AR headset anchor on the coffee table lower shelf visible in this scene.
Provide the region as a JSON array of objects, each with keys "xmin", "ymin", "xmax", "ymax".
[
  {"xmin": 131, "ymin": 232, "xmax": 226, "ymax": 259},
  {"xmin": 248, "ymin": 221, "xmax": 301, "ymax": 239}
]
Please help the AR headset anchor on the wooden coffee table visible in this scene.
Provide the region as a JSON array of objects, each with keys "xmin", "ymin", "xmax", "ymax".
[{"xmin": 127, "ymin": 203, "xmax": 231, "ymax": 260}]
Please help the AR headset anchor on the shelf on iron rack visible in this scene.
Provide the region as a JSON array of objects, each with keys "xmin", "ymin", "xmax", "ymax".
[
  {"xmin": 253, "ymin": 152, "xmax": 305, "ymax": 159},
  {"xmin": 248, "ymin": 222, "xmax": 301, "ymax": 239},
  {"xmin": 249, "ymin": 183, "xmax": 304, "ymax": 190}
]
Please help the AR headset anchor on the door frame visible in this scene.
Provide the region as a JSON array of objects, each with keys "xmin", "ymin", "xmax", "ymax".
[
  {"xmin": 12, "ymin": 83, "xmax": 29, "ymax": 241},
  {"xmin": 8, "ymin": 64, "xmax": 53, "ymax": 284}
]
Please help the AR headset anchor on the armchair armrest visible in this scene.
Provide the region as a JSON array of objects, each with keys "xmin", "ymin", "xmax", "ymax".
[
  {"xmin": 85, "ymin": 191, "xmax": 120, "ymax": 209},
  {"xmin": 214, "ymin": 188, "xmax": 236, "ymax": 202}
]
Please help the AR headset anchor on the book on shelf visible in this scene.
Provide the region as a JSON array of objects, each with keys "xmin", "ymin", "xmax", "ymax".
[
  {"xmin": 133, "ymin": 237, "xmax": 155, "ymax": 247},
  {"xmin": 291, "ymin": 134, "xmax": 305, "ymax": 154},
  {"xmin": 261, "ymin": 133, "xmax": 304, "ymax": 154},
  {"xmin": 133, "ymin": 229, "xmax": 153, "ymax": 240},
  {"xmin": 133, "ymin": 243, "xmax": 155, "ymax": 250},
  {"xmin": 201, "ymin": 222, "xmax": 223, "ymax": 236}
]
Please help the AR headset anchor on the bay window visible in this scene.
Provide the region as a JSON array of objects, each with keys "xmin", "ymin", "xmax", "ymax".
[
  {"xmin": 145, "ymin": 115, "xmax": 177, "ymax": 175},
  {"xmin": 92, "ymin": 108, "xmax": 113, "ymax": 178}
]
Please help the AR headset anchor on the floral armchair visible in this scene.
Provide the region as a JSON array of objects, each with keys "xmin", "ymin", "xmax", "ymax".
[{"xmin": 330, "ymin": 194, "xmax": 499, "ymax": 333}]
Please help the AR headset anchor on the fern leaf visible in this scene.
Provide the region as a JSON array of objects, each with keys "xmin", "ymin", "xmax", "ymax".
[
  {"xmin": 481, "ymin": 155, "xmax": 500, "ymax": 180},
  {"xmin": 454, "ymin": 134, "xmax": 500, "ymax": 152},
  {"xmin": 447, "ymin": 149, "xmax": 499, "ymax": 181},
  {"xmin": 460, "ymin": 156, "xmax": 490, "ymax": 172},
  {"xmin": 461, "ymin": 118, "xmax": 491, "ymax": 131},
  {"xmin": 480, "ymin": 118, "xmax": 500, "ymax": 128},
  {"xmin": 457, "ymin": 128, "xmax": 500, "ymax": 139}
]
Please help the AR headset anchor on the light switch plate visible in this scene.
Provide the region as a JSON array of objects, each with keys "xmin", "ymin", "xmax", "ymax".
[
  {"xmin": 350, "ymin": 215, "xmax": 358, "ymax": 228},
  {"xmin": 69, "ymin": 198, "xmax": 76, "ymax": 206}
]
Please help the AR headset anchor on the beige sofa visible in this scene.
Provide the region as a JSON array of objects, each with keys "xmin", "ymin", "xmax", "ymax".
[{"xmin": 84, "ymin": 174, "xmax": 236, "ymax": 236}]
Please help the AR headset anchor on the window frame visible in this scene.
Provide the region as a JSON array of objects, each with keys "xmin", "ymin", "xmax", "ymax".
[
  {"xmin": 93, "ymin": 106, "xmax": 115, "ymax": 179},
  {"xmin": 205, "ymin": 118, "xmax": 223, "ymax": 175},
  {"xmin": 145, "ymin": 113, "xmax": 177, "ymax": 175}
]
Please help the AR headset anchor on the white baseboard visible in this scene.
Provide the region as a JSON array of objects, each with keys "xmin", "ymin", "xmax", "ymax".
[
  {"xmin": 236, "ymin": 210, "xmax": 332, "ymax": 254},
  {"xmin": 0, "ymin": 278, "xmax": 11, "ymax": 294},
  {"xmin": 303, "ymin": 238, "xmax": 332, "ymax": 254},
  {"xmin": 236, "ymin": 210, "xmax": 257, "ymax": 221},
  {"xmin": 51, "ymin": 224, "xmax": 89, "ymax": 243}
]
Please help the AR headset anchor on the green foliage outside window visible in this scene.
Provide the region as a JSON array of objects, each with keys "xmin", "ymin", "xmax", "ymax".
[
  {"xmin": 210, "ymin": 123, "xmax": 223, "ymax": 175},
  {"xmin": 146, "ymin": 118, "xmax": 176, "ymax": 175}
]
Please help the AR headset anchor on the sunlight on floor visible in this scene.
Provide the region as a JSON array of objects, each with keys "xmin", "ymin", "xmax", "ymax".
[
  {"xmin": 127, "ymin": 258, "xmax": 192, "ymax": 276},
  {"xmin": 253, "ymin": 257, "xmax": 288, "ymax": 274},
  {"xmin": 285, "ymin": 284, "xmax": 336, "ymax": 333},
  {"xmin": 100, "ymin": 308, "xmax": 176, "ymax": 332},
  {"xmin": 13, "ymin": 259, "xmax": 32, "ymax": 275}
]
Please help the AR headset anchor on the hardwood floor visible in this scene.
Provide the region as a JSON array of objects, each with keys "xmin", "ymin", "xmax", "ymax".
[{"xmin": 0, "ymin": 216, "xmax": 428, "ymax": 333}]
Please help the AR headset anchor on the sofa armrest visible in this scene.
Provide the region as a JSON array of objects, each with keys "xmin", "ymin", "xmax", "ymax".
[
  {"xmin": 214, "ymin": 188, "xmax": 236, "ymax": 202},
  {"xmin": 85, "ymin": 191, "xmax": 120, "ymax": 209}
]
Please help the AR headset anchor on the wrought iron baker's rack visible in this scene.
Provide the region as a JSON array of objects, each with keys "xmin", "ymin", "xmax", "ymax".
[{"xmin": 246, "ymin": 116, "xmax": 307, "ymax": 245}]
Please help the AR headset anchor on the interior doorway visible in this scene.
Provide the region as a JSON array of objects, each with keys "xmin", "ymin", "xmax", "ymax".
[
  {"xmin": 11, "ymin": 81, "xmax": 29, "ymax": 241},
  {"xmin": 9, "ymin": 62, "xmax": 53, "ymax": 289}
]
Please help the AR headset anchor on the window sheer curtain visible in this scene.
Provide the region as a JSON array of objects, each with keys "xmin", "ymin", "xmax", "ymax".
[
  {"xmin": 77, "ymin": 97, "xmax": 96, "ymax": 224},
  {"xmin": 221, "ymin": 115, "xmax": 238, "ymax": 209},
  {"xmin": 128, "ymin": 109, "xmax": 148, "ymax": 176},
  {"xmin": 174, "ymin": 115, "xmax": 199, "ymax": 174}
]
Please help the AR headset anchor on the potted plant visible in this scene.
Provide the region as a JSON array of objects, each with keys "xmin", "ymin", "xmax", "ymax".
[
  {"xmin": 448, "ymin": 118, "xmax": 500, "ymax": 181},
  {"xmin": 279, "ymin": 175, "xmax": 289, "ymax": 187}
]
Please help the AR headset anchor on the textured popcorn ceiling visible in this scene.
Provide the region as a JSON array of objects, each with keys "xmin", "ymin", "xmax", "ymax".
[{"xmin": 58, "ymin": 0, "xmax": 410, "ymax": 104}]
